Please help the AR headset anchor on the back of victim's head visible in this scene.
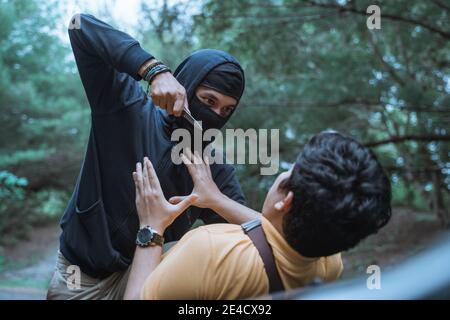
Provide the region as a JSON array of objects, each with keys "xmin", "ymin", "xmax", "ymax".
[{"xmin": 263, "ymin": 131, "xmax": 392, "ymax": 258}]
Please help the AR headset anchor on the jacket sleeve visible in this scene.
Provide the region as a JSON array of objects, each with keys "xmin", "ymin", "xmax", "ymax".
[
  {"xmin": 68, "ymin": 13, "xmax": 153, "ymax": 114},
  {"xmin": 199, "ymin": 163, "xmax": 246, "ymax": 225}
]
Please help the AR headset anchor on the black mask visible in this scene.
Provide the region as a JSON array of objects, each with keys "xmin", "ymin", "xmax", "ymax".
[
  {"xmin": 189, "ymin": 94, "xmax": 227, "ymax": 131},
  {"xmin": 170, "ymin": 50, "xmax": 245, "ymax": 150}
]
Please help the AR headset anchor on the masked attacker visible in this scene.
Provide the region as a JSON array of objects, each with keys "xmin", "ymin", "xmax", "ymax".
[{"xmin": 47, "ymin": 13, "xmax": 255, "ymax": 300}]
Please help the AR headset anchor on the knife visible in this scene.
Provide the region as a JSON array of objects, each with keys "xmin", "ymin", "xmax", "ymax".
[{"xmin": 182, "ymin": 107, "xmax": 203, "ymax": 131}]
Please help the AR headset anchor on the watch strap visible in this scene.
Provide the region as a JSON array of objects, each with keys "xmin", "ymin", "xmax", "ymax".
[{"xmin": 151, "ymin": 232, "xmax": 165, "ymax": 246}]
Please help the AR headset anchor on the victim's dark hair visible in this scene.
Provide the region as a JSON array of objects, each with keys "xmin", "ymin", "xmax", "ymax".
[{"xmin": 280, "ymin": 132, "xmax": 392, "ymax": 257}]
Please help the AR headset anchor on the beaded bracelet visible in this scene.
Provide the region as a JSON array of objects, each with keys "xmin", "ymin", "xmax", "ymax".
[
  {"xmin": 144, "ymin": 64, "xmax": 165, "ymax": 81},
  {"xmin": 143, "ymin": 62, "xmax": 171, "ymax": 84},
  {"xmin": 146, "ymin": 66, "xmax": 171, "ymax": 84},
  {"xmin": 142, "ymin": 60, "xmax": 162, "ymax": 73},
  {"xmin": 142, "ymin": 61, "xmax": 163, "ymax": 80}
]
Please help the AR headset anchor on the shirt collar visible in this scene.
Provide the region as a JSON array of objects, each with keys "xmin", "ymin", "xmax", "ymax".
[{"xmin": 261, "ymin": 216, "xmax": 320, "ymax": 289}]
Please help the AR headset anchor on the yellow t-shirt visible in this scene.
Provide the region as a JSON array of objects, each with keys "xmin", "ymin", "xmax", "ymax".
[{"xmin": 141, "ymin": 216, "xmax": 343, "ymax": 300}]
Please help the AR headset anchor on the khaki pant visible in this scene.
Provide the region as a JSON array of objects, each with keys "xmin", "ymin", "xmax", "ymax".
[
  {"xmin": 46, "ymin": 242, "xmax": 177, "ymax": 300},
  {"xmin": 46, "ymin": 251, "xmax": 130, "ymax": 300}
]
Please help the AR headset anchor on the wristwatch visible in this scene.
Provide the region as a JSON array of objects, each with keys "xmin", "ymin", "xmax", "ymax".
[{"xmin": 136, "ymin": 226, "xmax": 165, "ymax": 247}]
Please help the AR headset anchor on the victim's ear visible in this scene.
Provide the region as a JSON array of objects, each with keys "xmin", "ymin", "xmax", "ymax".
[{"xmin": 273, "ymin": 191, "xmax": 294, "ymax": 213}]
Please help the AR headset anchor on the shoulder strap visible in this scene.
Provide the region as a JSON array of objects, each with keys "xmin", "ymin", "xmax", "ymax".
[{"xmin": 242, "ymin": 219, "xmax": 285, "ymax": 294}]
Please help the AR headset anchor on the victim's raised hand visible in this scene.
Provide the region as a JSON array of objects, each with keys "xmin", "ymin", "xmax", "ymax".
[
  {"xmin": 169, "ymin": 149, "xmax": 224, "ymax": 210},
  {"xmin": 133, "ymin": 157, "xmax": 197, "ymax": 233}
]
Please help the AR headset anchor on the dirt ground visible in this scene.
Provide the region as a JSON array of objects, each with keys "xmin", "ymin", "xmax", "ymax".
[
  {"xmin": 0, "ymin": 206, "xmax": 446, "ymax": 299},
  {"xmin": 0, "ymin": 224, "xmax": 59, "ymax": 300},
  {"xmin": 341, "ymin": 207, "xmax": 445, "ymax": 279}
]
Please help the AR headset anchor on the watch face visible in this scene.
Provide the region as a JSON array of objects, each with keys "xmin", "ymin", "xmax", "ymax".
[{"xmin": 137, "ymin": 227, "xmax": 153, "ymax": 244}]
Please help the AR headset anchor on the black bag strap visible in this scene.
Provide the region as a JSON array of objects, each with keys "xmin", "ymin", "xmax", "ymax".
[{"xmin": 242, "ymin": 219, "xmax": 285, "ymax": 294}]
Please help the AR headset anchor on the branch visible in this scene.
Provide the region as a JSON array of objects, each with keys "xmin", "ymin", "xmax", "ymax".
[
  {"xmin": 207, "ymin": 12, "xmax": 332, "ymax": 20},
  {"xmin": 367, "ymin": 31, "xmax": 406, "ymax": 86},
  {"xmin": 383, "ymin": 165, "xmax": 445, "ymax": 173},
  {"xmin": 431, "ymin": 0, "xmax": 450, "ymax": 11},
  {"xmin": 202, "ymin": 12, "xmax": 340, "ymax": 31},
  {"xmin": 239, "ymin": 100, "xmax": 450, "ymax": 113},
  {"xmin": 305, "ymin": 0, "xmax": 450, "ymax": 40},
  {"xmin": 364, "ymin": 134, "xmax": 450, "ymax": 147},
  {"xmin": 242, "ymin": 98, "xmax": 379, "ymax": 108}
]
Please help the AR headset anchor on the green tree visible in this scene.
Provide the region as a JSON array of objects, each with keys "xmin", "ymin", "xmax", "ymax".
[
  {"xmin": 190, "ymin": 0, "xmax": 450, "ymax": 224},
  {"xmin": 0, "ymin": 0, "xmax": 88, "ymax": 243}
]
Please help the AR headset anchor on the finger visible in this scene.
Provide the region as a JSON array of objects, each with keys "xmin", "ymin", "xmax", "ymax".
[
  {"xmin": 151, "ymin": 89, "xmax": 160, "ymax": 107},
  {"xmin": 203, "ymin": 154, "xmax": 210, "ymax": 166},
  {"xmin": 153, "ymin": 88, "xmax": 165, "ymax": 110},
  {"xmin": 180, "ymin": 153, "xmax": 192, "ymax": 169},
  {"xmin": 168, "ymin": 196, "xmax": 186, "ymax": 205},
  {"xmin": 160, "ymin": 94, "xmax": 169, "ymax": 113},
  {"xmin": 153, "ymin": 96, "xmax": 160, "ymax": 108},
  {"xmin": 172, "ymin": 95, "xmax": 184, "ymax": 117},
  {"xmin": 167, "ymin": 93, "xmax": 177, "ymax": 116},
  {"xmin": 136, "ymin": 162, "xmax": 144, "ymax": 193},
  {"xmin": 142, "ymin": 158, "xmax": 151, "ymax": 192},
  {"xmin": 193, "ymin": 150, "xmax": 203, "ymax": 165},
  {"xmin": 184, "ymin": 148, "xmax": 194, "ymax": 163},
  {"xmin": 180, "ymin": 153, "xmax": 192, "ymax": 168},
  {"xmin": 132, "ymin": 172, "xmax": 139, "ymax": 195},
  {"xmin": 163, "ymin": 93, "xmax": 174, "ymax": 115},
  {"xmin": 181, "ymin": 154, "xmax": 198, "ymax": 180},
  {"xmin": 144, "ymin": 157, "xmax": 162, "ymax": 191},
  {"xmin": 203, "ymin": 155, "xmax": 213, "ymax": 178},
  {"xmin": 174, "ymin": 194, "xmax": 198, "ymax": 214},
  {"xmin": 168, "ymin": 93, "xmax": 176, "ymax": 114}
]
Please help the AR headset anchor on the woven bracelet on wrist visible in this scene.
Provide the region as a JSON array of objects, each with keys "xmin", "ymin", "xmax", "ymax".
[
  {"xmin": 144, "ymin": 64, "xmax": 170, "ymax": 83},
  {"xmin": 147, "ymin": 67, "xmax": 171, "ymax": 84},
  {"xmin": 143, "ymin": 62, "xmax": 164, "ymax": 81},
  {"xmin": 142, "ymin": 61, "xmax": 164, "ymax": 80},
  {"xmin": 144, "ymin": 64, "xmax": 165, "ymax": 81}
]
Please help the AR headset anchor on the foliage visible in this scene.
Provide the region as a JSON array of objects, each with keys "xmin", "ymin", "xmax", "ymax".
[
  {"xmin": 0, "ymin": 0, "xmax": 87, "ymax": 244},
  {"xmin": 190, "ymin": 0, "xmax": 450, "ymax": 220},
  {"xmin": 0, "ymin": 0, "xmax": 449, "ymax": 245}
]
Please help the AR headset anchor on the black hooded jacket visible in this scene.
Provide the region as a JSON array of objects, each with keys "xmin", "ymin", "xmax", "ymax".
[{"xmin": 60, "ymin": 13, "xmax": 245, "ymax": 278}]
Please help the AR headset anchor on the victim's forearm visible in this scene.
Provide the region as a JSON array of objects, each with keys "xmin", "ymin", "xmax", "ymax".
[
  {"xmin": 210, "ymin": 194, "xmax": 261, "ymax": 224},
  {"xmin": 123, "ymin": 246, "xmax": 162, "ymax": 300}
]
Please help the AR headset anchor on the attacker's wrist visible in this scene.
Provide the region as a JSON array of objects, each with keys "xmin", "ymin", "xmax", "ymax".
[
  {"xmin": 139, "ymin": 58, "xmax": 157, "ymax": 78},
  {"xmin": 142, "ymin": 61, "xmax": 171, "ymax": 84}
]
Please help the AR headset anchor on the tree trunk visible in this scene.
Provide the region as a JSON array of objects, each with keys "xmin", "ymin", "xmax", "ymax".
[{"xmin": 432, "ymin": 171, "xmax": 449, "ymax": 228}]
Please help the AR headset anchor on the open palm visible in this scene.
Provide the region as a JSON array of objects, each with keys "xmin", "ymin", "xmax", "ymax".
[{"xmin": 132, "ymin": 157, "xmax": 197, "ymax": 232}]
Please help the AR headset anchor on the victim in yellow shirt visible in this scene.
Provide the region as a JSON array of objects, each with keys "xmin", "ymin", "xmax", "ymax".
[{"xmin": 141, "ymin": 216, "xmax": 343, "ymax": 300}]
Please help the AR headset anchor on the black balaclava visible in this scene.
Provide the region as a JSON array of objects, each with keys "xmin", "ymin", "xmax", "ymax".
[
  {"xmin": 169, "ymin": 49, "xmax": 245, "ymax": 135},
  {"xmin": 189, "ymin": 63, "xmax": 244, "ymax": 131}
]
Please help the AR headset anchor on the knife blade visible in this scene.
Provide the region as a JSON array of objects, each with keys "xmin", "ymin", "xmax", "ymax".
[{"xmin": 182, "ymin": 107, "xmax": 203, "ymax": 131}]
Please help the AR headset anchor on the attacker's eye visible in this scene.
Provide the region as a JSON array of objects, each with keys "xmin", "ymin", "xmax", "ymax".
[
  {"xmin": 221, "ymin": 106, "xmax": 234, "ymax": 117},
  {"xmin": 200, "ymin": 96, "xmax": 215, "ymax": 107}
]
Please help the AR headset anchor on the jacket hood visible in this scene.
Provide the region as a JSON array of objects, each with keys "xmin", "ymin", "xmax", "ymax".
[{"xmin": 165, "ymin": 49, "xmax": 245, "ymax": 130}]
